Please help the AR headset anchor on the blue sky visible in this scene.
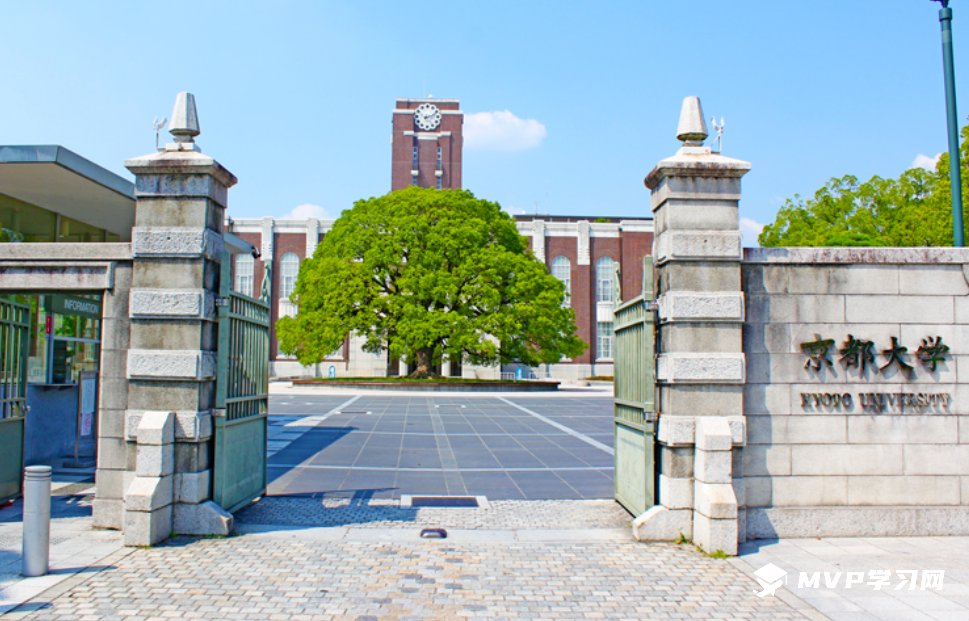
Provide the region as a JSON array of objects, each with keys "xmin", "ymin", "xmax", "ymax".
[{"xmin": 1, "ymin": 1, "xmax": 965, "ymax": 244}]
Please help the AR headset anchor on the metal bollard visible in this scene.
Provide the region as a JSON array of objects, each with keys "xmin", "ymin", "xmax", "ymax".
[{"xmin": 22, "ymin": 465, "xmax": 52, "ymax": 577}]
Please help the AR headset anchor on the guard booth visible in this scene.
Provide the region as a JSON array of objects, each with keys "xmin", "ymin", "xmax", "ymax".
[
  {"xmin": 613, "ymin": 256, "xmax": 657, "ymax": 515},
  {"xmin": 0, "ymin": 145, "xmax": 134, "ymax": 500}
]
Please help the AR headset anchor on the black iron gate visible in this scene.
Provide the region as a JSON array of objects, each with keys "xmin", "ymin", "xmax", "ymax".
[
  {"xmin": 613, "ymin": 257, "xmax": 657, "ymax": 516},
  {"xmin": 0, "ymin": 297, "xmax": 30, "ymax": 503},
  {"xmin": 212, "ymin": 253, "xmax": 271, "ymax": 513}
]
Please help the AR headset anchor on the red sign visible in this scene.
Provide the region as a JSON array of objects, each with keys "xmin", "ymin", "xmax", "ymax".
[{"xmin": 45, "ymin": 315, "xmax": 52, "ymax": 335}]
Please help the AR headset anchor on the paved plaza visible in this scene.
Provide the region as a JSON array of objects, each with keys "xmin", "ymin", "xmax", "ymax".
[
  {"xmin": 4, "ymin": 495, "xmax": 817, "ymax": 621},
  {"xmin": 266, "ymin": 391, "xmax": 615, "ymax": 500},
  {"xmin": 2, "ymin": 388, "xmax": 968, "ymax": 620}
]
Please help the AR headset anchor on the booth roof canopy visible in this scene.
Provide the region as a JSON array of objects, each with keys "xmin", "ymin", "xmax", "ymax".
[{"xmin": 0, "ymin": 145, "xmax": 135, "ymax": 237}]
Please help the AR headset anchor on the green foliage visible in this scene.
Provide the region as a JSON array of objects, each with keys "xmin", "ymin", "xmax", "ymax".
[
  {"xmin": 759, "ymin": 123, "xmax": 969, "ymax": 247},
  {"xmin": 276, "ymin": 187, "xmax": 587, "ymax": 373}
]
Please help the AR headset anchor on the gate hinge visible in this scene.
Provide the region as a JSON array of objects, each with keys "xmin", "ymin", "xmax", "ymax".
[{"xmin": 215, "ymin": 297, "xmax": 230, "ymax": 307}]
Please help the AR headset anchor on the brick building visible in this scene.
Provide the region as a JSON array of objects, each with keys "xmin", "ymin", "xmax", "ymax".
[
  {"xmin": 391, "ymin": 97, "xmax": 462, "ymax": 191},
  {"xmin": 225, "ymin": 97, "xmax": 654, "ymax": 379}
]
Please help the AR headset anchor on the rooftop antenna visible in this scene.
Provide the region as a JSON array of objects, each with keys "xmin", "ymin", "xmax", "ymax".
[
  {"xmin": 711, "ymin": 117, "xmax": 725, "ymax": 154},
  {"xmin": 152, "ymin": 116, "xmax": 168, "ymax": 150}
]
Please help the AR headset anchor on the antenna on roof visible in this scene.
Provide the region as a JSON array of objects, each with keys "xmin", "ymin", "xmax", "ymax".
[
  {"xmin": 152, "ymin": 117, "xmax": 168, "ymax": 150},
  {"xmin": 711, "ymin": 117, "xmax": 725, "ymax": 154}
]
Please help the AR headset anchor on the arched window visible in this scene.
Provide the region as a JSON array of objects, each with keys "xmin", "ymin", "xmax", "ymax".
[
  {"xmin": 596, "ymin": 257, "xmax": 615, "ymax": 303},
  {"xmin": 234, "ymin": 254, "xmax": 254, "ymax": 297},
  {"xmin": 280, "ymin": 253, "xmax": 300, "ymax": 299},
  {"xmin": 551, "ymin": 256, "xmax": 571, "ymax": 304}
]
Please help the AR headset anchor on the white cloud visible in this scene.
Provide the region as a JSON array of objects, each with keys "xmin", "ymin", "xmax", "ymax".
[
  {"xmin": 502, "ymin": 204, "xmax": 527, "ymax": 216},
  {"xmin": 281, "ymin": 203, "xmax": 332, "ymax": 220},
  {"xmin": 740, "ymin": 217, "xmax": 765, "ymax": 247},
  {"xmin": 465, "ymin": 110, "xmax": 547, "ymax": 151},
  {"xmin": 912, "ymin": 153, "xmax": 943, "ymax": 170}
]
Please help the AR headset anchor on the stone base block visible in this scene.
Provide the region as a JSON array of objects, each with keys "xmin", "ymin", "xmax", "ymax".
[
  {"xmin": 632, "ymin": 506, "xmax": 692, "ymax": 542},
  {"xmin": 659, "ymin": 475, "xmax": 694, "ymax": 509},
  {"xmin": 124, "ymin": 505, "xmax": 173, "ymax": 547},
  {"xmin": 695, "ymin": 448, "xmax": 732, "ymax": 484},
  {"xmin": 694, "ymin": 511, "xmax": 738, "ymax": 556},
  {"xmin": 93, "ymin": 498, "xmax": 124, "ymax": 530},
  {"xmin": 746, "ymin": 506, "xmax": 969, "ymax": 540},
  {"xmin": 176, "ymin": 470, "xmax": 212, "ymax": 503},
  {"xmin": 137, "ymin": 443, "xmax": 174, "ymax": 477},
  {"xmin": 125, "ymin": 475, "xmax": 174, "ymax": 512},
  {"xmin": 173, "ymin": 501, "xmax": 233, "ymax": 536},
  {"xmin": 695, "ymin": 481, "xmax": 738, "ymax": 519}
]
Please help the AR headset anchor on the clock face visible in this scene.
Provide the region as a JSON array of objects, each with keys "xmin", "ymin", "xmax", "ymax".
[{"xmin": 415, "ymin": 103, "xmax": 442, "ymax": 131}]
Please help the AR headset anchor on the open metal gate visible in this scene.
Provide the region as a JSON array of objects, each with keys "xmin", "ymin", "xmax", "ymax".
[
  {"xmin": 0, "ymin": 298, "xmax": 30, "ymax": 503},
  {"xmin": 213, "ymin": 253, "xmax": 271, "ymax": 513},
  {"xmin": 613, "ymin": 256, "xmax": 656, "ymax": 516}
]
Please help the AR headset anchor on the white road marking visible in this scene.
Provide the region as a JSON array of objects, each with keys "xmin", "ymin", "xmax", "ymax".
[{"xmin": 496, "ymin": 397, "xmax": 614, "ymax": 455}]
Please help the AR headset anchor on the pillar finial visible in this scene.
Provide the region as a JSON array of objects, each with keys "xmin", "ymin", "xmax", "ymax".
[
  {"xmin": 168, "ymin": 92, "xmax": 201, "ymax": 151},
  {"xmin": 676, "ymin": 96, "xmax": 708, "ymax": 146}
]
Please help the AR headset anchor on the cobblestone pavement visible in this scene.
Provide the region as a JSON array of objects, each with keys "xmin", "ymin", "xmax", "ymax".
[
  {"xmin": 236, "ymin": 498, "xmax": 633, "ymax": 530},
  {"xmin": 13, "ymin": 535, "xmax": 814, "ymax": 621}
]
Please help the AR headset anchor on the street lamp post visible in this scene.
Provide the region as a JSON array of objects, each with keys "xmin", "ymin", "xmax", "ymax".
[{"xmin": 934, "ymin": 0, "xmax": 965, "ymax": 246}]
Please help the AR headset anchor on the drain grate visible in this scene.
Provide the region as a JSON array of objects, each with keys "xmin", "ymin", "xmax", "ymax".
[{"xmin": 408, "ymin": 496, "xmax": 479, "ymax": 508}]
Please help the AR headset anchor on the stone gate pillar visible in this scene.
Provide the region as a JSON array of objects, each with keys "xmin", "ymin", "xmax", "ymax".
[
  {"xmin": 634, "ymin": 97, "xmax": 750, "ymax": 555},
  {"xmin": 120, "ymin": 93, "xmax": 236, "ymax": 545}
]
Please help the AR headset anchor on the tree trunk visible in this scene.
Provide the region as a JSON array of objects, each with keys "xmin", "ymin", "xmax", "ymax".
[{"xmin": 408, "ymin": 347, "xmax": 441, "ymax": 379}]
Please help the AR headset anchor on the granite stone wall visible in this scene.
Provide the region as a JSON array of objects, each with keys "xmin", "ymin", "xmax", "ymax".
[{"xmin": 742, "ymin": 247, "xmax": 969, "ymax": 539}]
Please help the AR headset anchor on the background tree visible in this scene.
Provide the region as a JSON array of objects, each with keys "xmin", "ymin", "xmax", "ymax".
[
  {"xmin": 759, "ymin": 123, "xmax": 969, "ymax": 247},
  {"xmin": 276, "ymin": 187, "xmax": 587, "ymax": 378}
]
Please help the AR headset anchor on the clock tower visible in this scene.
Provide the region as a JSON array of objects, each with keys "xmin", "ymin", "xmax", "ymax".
[{"xmin": 391, "ymin": 97, "xmax": 463, "ymax": 191}]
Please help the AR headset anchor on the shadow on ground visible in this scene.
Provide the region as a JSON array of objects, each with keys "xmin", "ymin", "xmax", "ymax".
[{"xmin": 235, "ymin": 490, "xmax": 419, "ymax": 527}]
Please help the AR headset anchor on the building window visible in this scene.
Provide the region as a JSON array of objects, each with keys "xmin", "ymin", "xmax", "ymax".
[
  {"xmin": 597, "ymin": 322, "xmax": 613, "ymax": 360},
  {"xmin": 234, "ymin": 254, "xmax": 254, "ymax": 297},
  {"xmin": 412, "ymin": 146, "xmax": 418, "ymax": 170},
  {"xmin": 551, "ymin": 256, "xmax": 571, "ymax": 305},
  {"xmin": 597, "ymin": 257, "xmax": 615, "ymax": 303},
  {"xmin": 436, "ymin": 147, "xmax": 442, "ymax": 169},
  {"xmin": 280, "ymin": 252, "xmax": 300, "ymax": 299},
  {"xmin": 436, "ymin": 175, "xmax": 442, "ymax": 190}
]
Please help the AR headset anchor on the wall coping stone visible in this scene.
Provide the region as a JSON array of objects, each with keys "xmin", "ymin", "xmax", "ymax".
[
  {"xmin": 0, "ymin": 243, "xmax": 132, "ymax": 261},
  {"xmin": 0, "ymin": 262, "xmax": 117, "ymax": 291},
  {"xmin": 744, "ymin": 247, "xmax": 969, "ymax": 264},
  {"xmin": 124, "ymin": 150, "xmax": 238, "ymax": 189},
  {"xmin": 645, "ymin": 152, "xmax": 751, "ymax": 189}
]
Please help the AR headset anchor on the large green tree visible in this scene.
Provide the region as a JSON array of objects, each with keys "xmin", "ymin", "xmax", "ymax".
[
  {"xmin": 759, "ymin": 123, "xmax": 969, "ymax": 247},
  {"xmin": 276, "ymin": 187, "xmax": 587, "ymax": 378}
]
